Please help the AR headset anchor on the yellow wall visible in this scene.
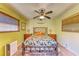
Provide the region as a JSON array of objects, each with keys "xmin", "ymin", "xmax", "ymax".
[
  {"xmin": 0, "ymin": 4, "xmax": 26, "ymax": 56},
  {"xmin": 60, "ymin": 4, "xmax": 79, "ymax": 55},
  {"xmin": 53, "ymin": 17, "xmax": 62, "ymax": 42},
  {"xmin": 53, "ymin": 4, "xmax": 79, "ymax": 44},
  {"xmin": 62, "ymin": 4, "xmax": 79, "ymax": 19},
  {"xmin": 25, "ymin": 16, "xmax": 62, "ymax": 43},
  {"xmin": 26, "ymin": 19, "xmax": 56, "ymax": 34}
]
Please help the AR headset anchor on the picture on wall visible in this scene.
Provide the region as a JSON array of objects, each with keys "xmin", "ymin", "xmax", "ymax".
[
  {"xmin": 21, "ymin": 22, "xmax": 26, "ymax": 30},
  {"xmin": 0, "ymin": 11, "xmax": 19, "ymax": 32},
  {"xmin": 33, "ymin": 27, "xmax": 48, "ymax": 35}
]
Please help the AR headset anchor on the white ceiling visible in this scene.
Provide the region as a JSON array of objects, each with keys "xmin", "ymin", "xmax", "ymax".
[{"xmin": 10, "ymin": 3, "xmax": 76, "ymax": 20}]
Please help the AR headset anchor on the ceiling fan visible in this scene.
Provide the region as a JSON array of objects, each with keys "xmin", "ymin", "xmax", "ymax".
[{"xmin": 33, "ymin": 8, "xmax": 53, "ymax": 20}]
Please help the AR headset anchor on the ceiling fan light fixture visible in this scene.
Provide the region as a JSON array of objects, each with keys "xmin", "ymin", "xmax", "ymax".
[
  {"xmin": 33, "ymin": 8, "xmax": 53, "ymax": 19},
  {"xmin": 39, "ymin": 16, "xmax": 45, "ymax": 19}
]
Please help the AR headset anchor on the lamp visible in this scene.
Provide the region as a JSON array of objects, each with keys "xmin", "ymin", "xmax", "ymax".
[{"xmin": 39, "ymin": 16, "xmax": 45, "ymax": 19}]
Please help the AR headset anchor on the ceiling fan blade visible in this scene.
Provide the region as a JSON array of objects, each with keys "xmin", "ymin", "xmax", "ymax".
[
  {"xmin": 45, "ymin": 11, "xmax": 53, "ymax": 14},
  {"xmin": 44, "ymin": 16, "xmax": 51, "ymax": 19},
  {"xmin": 35, "ymin": 10, "xmax": 40, "ymax": 14},
  {"xmin": 33, "ymin": 16, "xmax": 39, "ymax": 19}
]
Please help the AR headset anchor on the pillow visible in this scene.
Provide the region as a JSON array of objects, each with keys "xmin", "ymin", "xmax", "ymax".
[{"xmin": 34, "ymin": 32, "xmax": 45, "ymax": 37}]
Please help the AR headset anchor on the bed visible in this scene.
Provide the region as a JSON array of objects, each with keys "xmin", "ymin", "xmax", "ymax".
[{"xmin": 22, "ymin": 27, "xmax": 58, "ymax": 56}]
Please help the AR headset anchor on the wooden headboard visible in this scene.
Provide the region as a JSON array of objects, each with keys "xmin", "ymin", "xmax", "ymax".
[
  {"xmin": 24, "ymin": 34, "xmax": 31, "ymax": 41},
  {"xmin": 48, "ymin": 34, "xmax": 57, "ymax": 41},
  {"xmin": 24, "ymin": 34, "xmax": 57, "ymax": 41}
]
